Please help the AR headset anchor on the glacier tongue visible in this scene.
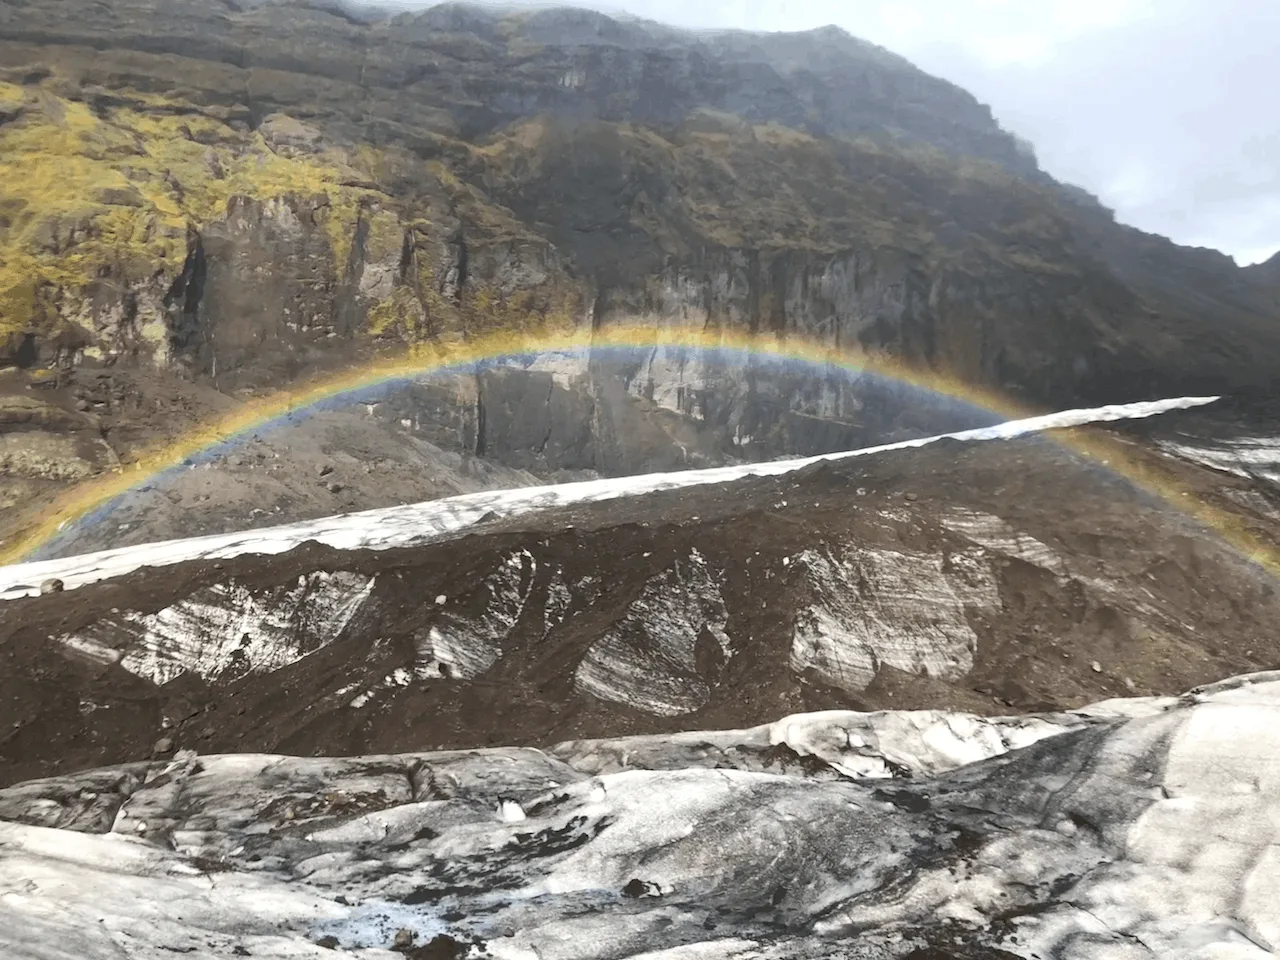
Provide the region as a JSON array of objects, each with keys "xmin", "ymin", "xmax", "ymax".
[
  {"xmin": 0, "ymin": 674, "xmax": 1276, "ymax": 959},
  {"xmin": 0, "ymin": 395, "xmax": 1217, "ymax": 597}
]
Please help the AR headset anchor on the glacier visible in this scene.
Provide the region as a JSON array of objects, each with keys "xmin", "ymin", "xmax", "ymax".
[{"xmin": 1, "ymin": 673, "xmax": 1277, "ymax": 959}]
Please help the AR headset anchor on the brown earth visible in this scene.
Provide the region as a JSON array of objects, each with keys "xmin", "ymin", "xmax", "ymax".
[{"xmin": 2, "ymin": 414, "xmax": 1278, "ymax": 789}]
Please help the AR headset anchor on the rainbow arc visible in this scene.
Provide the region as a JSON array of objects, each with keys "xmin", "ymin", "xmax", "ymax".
[{"xmin": 2, "ymin": 325, "xmax": 1274, "ymax": 578}]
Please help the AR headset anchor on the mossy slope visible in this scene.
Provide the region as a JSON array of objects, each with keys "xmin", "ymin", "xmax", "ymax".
[{"xmin": 0, "ymin": 77, "xmax": 579, "ymax": 366}]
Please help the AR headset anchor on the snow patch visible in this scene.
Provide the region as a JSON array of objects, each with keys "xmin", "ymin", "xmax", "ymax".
[
  {"xmin": 544, "ymin": 568, "xmax": 574, "ymax": 634},
  {"xmin": 311, "ymin": 900, "xmax": 449, "ymax": 952},
  {"xmin": 414, "ymin": 550, "xmax": 533, "ymax": 680},
  {"xmin": 57, "ymin": 572, "xmax": 375, "ymax": 684},
  {"xmin": 1159, "ymin": 435, "xmax": 1280, "ymax": 492},
  {"xmin": 575, "ymin": 549, "xmax": 731, "ymax": 716},
  {"xmin": 500, "ymin": 800, "xmax": 527, "ymax": 823},
  {"xmin": 349, "ymin": 668, "xmax": 413, "ymax": 710},
  {"xmin": 941, "ymin": 508, "xmax": 1069, "ymax": 575},
  {"xmin": 553, "ymin": 707, "xmax": 1081, "ymax": 782}
]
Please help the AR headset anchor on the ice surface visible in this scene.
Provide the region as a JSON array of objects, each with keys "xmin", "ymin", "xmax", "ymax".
[
  {"xmin": 57, "ymin": 571, "xmax": 375, "ymax": 684},
  {"xmin": 0, "ymin": 396, "xmax": 1217, "ymax": 598},
  {"xmin": 2, "ymin": 675, "xmax": 1277, "ymax": 959},
  {"xmin": 788, "ymin": 543, "xmax": 999, "ymax": 692},
  {"xmin": 574, "ymin": 548, "xmax": 731, "ymax": 715},
  {"xmin": 1159, "ymin": 434, "xmax": 1280, "ymax": 488}
]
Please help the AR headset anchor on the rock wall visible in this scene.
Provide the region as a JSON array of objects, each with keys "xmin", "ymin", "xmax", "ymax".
[
  {"xmin": 2, "ymin": 0, "xmax": 1278, "ymax": 499},
  {"xmin": 0, "ymin": 80, "xmax": 579, "ymax": 384}
]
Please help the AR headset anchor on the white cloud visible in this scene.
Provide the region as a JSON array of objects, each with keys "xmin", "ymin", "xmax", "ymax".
[{"xmin": 918, "ymin": 0, "xmax": 1280, "ymax": 264}]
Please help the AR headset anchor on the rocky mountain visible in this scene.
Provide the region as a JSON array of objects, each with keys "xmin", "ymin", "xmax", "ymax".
[
  {"xmin": 1246, "ymin": 250, "xmax": 1280, "ymax": 291},
  {"xmin": 4, "ymin": 6, "xmax": 1280, "ymax": 956},
  {"xmin": 3, "ymin": 0, "xmax": 1277, "ymax": 402},
  {"xmin": 2, "ymin": 0, "xmax": 1280, "ymax": 552}
]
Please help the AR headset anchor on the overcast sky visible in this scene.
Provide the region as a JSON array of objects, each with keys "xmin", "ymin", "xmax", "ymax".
[{"xmin": 405, "ymin": 0, "xmax": 1279, "ymax": 265}]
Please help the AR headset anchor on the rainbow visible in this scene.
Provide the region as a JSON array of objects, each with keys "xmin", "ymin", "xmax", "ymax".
[{"xmin": 2, "ymin": 325, "xmax": 1276, "ymax": 577}]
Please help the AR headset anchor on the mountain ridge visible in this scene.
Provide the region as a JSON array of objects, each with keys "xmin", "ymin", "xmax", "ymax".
[
  {"xmin": 2, "ymin": 0, "xmax": 1274, "ymax": 391},
  {"xmin": 1, "ymin": 0, "xmax": 1278, "ymax": 552}
]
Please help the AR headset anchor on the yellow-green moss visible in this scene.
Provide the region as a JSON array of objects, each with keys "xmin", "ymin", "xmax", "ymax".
[
  {"xmin": 461, "ymin": 282, "xmax": 581, "ymax": 338},
  {"xmin": 409, "ymin": 255, "xmax": 459, "ymax": 336},
  {"xmin": 362, "ymin": 207, "xmax": 406, "ymax": 264},
  {"xmin": 0, "ymin": 82, "xmax": 388, "ymax": 339},
  {"xmin": 470, "ymin": 117, "xmax": 549, "ymax": 159},
  {"xmin": 365, "ymin": 284, "xmax": 423, "ymax": 339},
  {"xmin": 0, "ymin": 81, "xmax": 25, "ymax": 112},
  {"xmin": 751, "ymin": 122, "xmax": 818, "ymax": 146},
  {"xmin": 1, "ymin": 80, "xmax": 591, "ymax": 351},
  {"xmin": 427, "ymin": 160, "xmax": 463, "ymax": 190},
  {"xmin": 324, "ymin": 194, "xmax": 364, "ymax": 277}
]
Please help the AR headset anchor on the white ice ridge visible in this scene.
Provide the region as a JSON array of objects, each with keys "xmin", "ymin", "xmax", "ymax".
[{"xmin": 0, "ymin": 395, "xmax": 1217, "ymax": 598}]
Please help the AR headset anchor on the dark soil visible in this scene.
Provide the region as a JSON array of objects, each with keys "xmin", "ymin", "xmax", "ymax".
[{"xmin": 2, "ymin": 425, "xmax": 1279, "ymax": 788}]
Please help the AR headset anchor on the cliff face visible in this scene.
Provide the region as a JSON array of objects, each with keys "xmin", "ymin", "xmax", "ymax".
[
  {"xmin": 0, "ymin": 74, "xmax": 578, "ymax": 383},
  {"xmin": 0, "ymin": 0, "xmax": 1278, "ymax": 510}
]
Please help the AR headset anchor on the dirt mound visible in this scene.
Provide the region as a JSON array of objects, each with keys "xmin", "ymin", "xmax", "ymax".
[{"xmin": 3, "ymin": 417, "xmax": 1279, "ymax": 788}]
